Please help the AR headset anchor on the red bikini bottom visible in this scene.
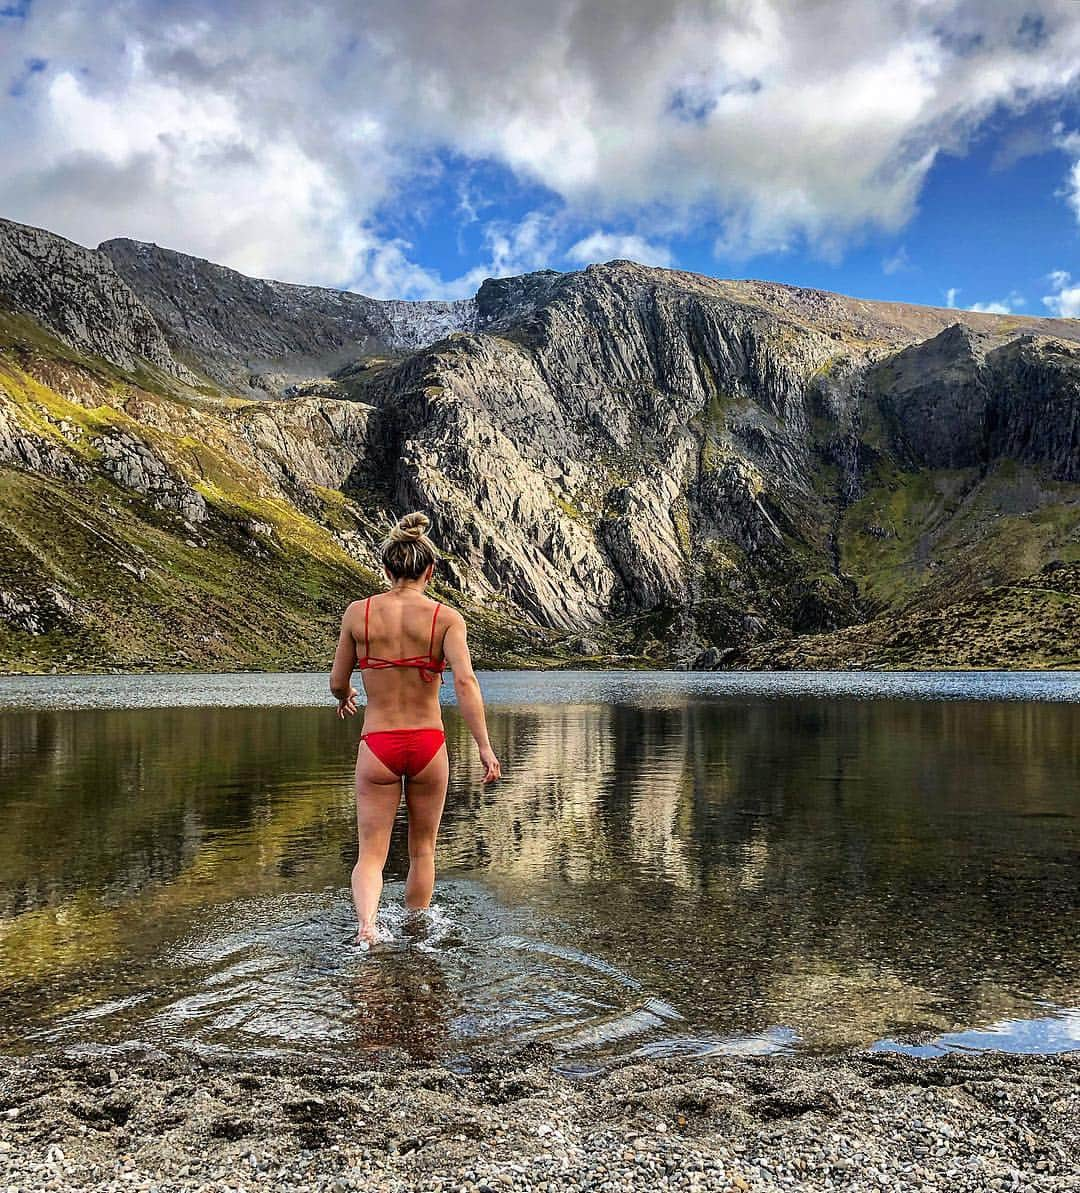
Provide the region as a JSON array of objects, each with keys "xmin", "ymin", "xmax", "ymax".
[{"xmin": 361, "ymin": 728, "xmax": 446, "ymax": 779}]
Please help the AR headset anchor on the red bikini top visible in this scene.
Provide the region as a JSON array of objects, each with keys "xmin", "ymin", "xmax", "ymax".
[{"xmin": 356, "ymin": 596, "xmax": 447, "ymax": 684}]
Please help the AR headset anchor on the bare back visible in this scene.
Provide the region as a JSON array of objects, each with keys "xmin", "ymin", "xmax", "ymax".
[{"xmin": 341, "ymin": 591, "xmax": 448, "ymax": 732}]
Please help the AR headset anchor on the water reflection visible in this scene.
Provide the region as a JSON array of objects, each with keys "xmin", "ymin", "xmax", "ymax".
[{"xmin": 0, "ymin": 679, "xmax": 1077, "ymax": 1059}]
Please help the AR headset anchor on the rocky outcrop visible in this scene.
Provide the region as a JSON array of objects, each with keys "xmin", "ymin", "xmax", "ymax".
[
  {"xmin": 351, "ymin": 261, "xmax": 1080, "ymax": 653},
  {"xmin": 0, "ymin": 219, "xmax": 192, "ymax": 382},
  {"xmin": 982, "ymin": 335, "xmax": 1080, "ymax": 483},
  {"xmin": 95, "ymin": 430, "xmax": 208, "ymax": 524},
  {"xmin": 0, "ymin": 585, "xmax": 78, "ymax": 635},
  {"xmin": 0, "ymin": 393, "xmax": 87, "ymax": 480},
  {"xmin": 232, "ymin": 397, "xmax": 373, "ymax": 494},
  {"xmin": 869, "ymin": 324, "xmax": 1080, "ymax": 480},
  {"xmin": 355, "ymin": 264, "xmax": 852, "ymax": 636}
]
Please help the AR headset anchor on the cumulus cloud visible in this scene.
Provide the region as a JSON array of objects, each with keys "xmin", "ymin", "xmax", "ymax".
[
  {"xmin": 966, "ymin": 291, "xmax": 1026, "ymax": 314},
  {"xmin": 1043, "ymin": 269, "xmax": 1080, "ymax": 317},
  {"xmin": 3, "ymin": 0, "xmax": 1080, "ymax": 297},
  {"xmin": 566, "ymin": 232, "xmax": 673, "ymax": 268},
  {"xmin": 379, "ymin": 211, "xmax": 562, "ymax": 301}
]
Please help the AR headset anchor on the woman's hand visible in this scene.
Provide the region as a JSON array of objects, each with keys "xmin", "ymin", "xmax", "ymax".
[
  {"xmin": 479, "ymin": 746, "xmax": 501, "ymax": 784},
  {"xmin": 337, "ymin": 686, "xmax": 358, "ymax": 719}
]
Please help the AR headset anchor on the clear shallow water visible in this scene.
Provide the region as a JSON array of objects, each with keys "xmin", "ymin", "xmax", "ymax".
[{"xmin": 0, "ymin": 671, "xmax": 1077, "ymax": 1064}]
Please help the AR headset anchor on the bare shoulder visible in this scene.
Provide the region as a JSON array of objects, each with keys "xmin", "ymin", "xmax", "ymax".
[
  {"xmin": 435, "ymin": 603, "xmax": 466, "ymax": 630},
  {"xmin": 341, "ymin": 598, "xmax": 367, "ymax": 626}
]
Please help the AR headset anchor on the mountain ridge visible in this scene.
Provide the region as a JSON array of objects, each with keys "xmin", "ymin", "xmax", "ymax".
[{"xmin": 0, "ymin": 214, "xmax": 1078, "ymax": 672}]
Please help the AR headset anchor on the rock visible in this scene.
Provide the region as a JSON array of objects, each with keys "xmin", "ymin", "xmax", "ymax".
[
  {"xmin": 0, "ymin": 587, "xmax": 78, "ymax": 635},
  {"xmin": 872, "ymin": 323, "xmax": 1080, "ymax": 481},
  {"xmin": 0, "ymin": 217, "xmax": 191, "ymax": 381},
  {"xmin": 100, "ymin": 238, "xmax": 482, "ymax": 397},
  {"xmin": 0, "ymin": 402, "xmax": 86, "ymax": 481},
  {"xmin": 95, "ymin": 430, "xmax": 208, "ymax": 524}
]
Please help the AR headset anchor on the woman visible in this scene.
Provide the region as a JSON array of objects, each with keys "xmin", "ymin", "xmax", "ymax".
[{"xmin": 330, "ymin": 512, "xmax": 501, "ymax": 947}]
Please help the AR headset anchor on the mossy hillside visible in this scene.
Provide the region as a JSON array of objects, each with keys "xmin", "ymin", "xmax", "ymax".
[
  {"xmin": 1, "ymin": 353, "xmax": 368, "ymax": 575},
  {"xmin": 0, "ymin": 355, "xmax": 548, "ymax": 672},
  {"xmin": 0, "ymin": 467, "xmax": 371, "ymax": 672},
  {"xmin": 838, "ymin": 464, "xmax": 973, "ymax": 608},
  {"xmin": 0, "ymin": 306, "xmax": 193, "ymax": 408},
  {"xmin": 0, "ymin": 460, "xmax": 544, "ymax": 674},
  {"xmin": 739, "ymin": 563, "xmax": 1080, "ymax": 671},
  {"xmin": 839, "ymin": 461, "xmax": 1080, "ymax": 614},
  {"xmin": 0, "ymin": 306, "xmax": 254, "ymax": 424},
  {"xmin": 0, "ymin": 360, "xmax": 123, "ymax": 461},
  {"xmin": 693, "ymin": 388, "xmax": 736, "ymax": 472}
]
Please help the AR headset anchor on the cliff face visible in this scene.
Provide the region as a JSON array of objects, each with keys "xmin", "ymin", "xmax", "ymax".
[
  {"xmin": 1, "ymin": 216, "xmax": 1078, "ymax": 672},
  {"xmin": 99, "ymin": 238, "xmax": 483, "ymax": 396},
  {"xmin": 356, "ymin": 261, "xmax": 1079, "ymax": 657},
  {"xmin": 0, "ymin": 220, "xmax": 193, "ymax": 383},
  {"xmin": 871, "ymin": 323, "xmax": 1080, "ymax": 481}
]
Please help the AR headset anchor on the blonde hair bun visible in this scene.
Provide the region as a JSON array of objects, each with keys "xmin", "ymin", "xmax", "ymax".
[
  {"xmin": 380, "ymin": 511, "xmax": 438, "ymax": 580},
  {"xmin": 389, "ymin": 512, "xmax": 431, "ymax": 543}
]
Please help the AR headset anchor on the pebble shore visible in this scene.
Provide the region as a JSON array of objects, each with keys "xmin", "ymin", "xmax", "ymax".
[{"xmin": 0, "ymin": 1046, "xmax": 1076, "ymax": 1192}]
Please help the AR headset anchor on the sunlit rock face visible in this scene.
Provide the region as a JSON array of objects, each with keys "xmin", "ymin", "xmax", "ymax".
[{"xmin": 1, "ymin": 215, "xmax": 1079, "ymax": 670}]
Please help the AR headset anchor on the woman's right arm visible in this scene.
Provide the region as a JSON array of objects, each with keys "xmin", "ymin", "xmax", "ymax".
[
  {"xmin": 329, "ymin": 604, "xmax": 359, "ymax": 718},
  {"xmin": 442, "ymin": 611, "xmax": 501, "ymax": 783}
]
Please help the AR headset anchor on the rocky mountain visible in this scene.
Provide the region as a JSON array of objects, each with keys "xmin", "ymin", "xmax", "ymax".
[
  {"xmin": 98, "ymin": 237, "xmax": 483, "ymax": 396},
  {"xmin": 0, "ymin": 214, "xmax": 1077, "ymax": 673},
  {"xmin": 0, "ymin": 220, "xmax": 194, "ymax": 383}
]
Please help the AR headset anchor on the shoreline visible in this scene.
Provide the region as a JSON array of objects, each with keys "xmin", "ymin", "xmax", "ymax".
[
  {"xmin": 3, "ymin": 662, "xmax": 1080, "ymax": 677},
  {"xmin": 1, "ymin": 1046, "xmax": 1076, "ymax": 1192}
]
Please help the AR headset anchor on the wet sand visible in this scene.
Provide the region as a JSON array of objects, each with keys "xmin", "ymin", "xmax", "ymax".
[{"xmin": 0, "ymin": 1046, "xmax": 1076, "ymax": 1192}]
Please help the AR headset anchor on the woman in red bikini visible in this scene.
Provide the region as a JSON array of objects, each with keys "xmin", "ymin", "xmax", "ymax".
[{"xmin": 329, "ymin": 511, "xmax": 501, "ymax": 946}]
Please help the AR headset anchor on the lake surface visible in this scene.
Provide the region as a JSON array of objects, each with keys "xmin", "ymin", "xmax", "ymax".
[{"xmin": 0, "ymin": 670, "xmax": 1077, "ymax": 1066}]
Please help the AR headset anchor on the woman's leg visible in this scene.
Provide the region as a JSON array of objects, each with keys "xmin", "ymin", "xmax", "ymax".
[
  {"xmin": 403, "ymin": 743, "xmax": 449, "ymax": 910},
  {"xmin": 352, "ymin": 741, "xmax": 403, "ymax": 944}
]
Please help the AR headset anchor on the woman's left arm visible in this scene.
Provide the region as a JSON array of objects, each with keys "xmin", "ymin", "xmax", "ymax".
[{"xmin": 329, "ymin": 606, "xmax": 359, "ymax": 717}]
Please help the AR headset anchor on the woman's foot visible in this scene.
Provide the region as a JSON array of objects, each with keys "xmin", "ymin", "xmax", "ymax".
[
  {"xmin": 352, "ymin": 920, "xmax": 394, "ymax": 949},
  {"xmin": 353, "ymin": 923, "xmax": 377, "ymax": 949}
]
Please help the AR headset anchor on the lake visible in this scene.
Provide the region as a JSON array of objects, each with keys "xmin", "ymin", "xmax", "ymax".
[{"xmin": 0, "ymin": 670, "xmax": 1077, "ymax": 1067}]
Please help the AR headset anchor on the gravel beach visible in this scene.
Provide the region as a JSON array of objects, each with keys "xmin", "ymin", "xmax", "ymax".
[{"xmin": 0, "ymin": 1046, "xmax": 1076, "ymax": 1192}]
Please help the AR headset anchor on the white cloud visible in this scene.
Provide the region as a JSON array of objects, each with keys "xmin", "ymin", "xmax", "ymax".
[
  {"xmin": 882, "ymin": 244, "xmax": 913, "ymax": 275},
  {"xmin": 1052, "ymin": 122, "xmax": 1080, "ymax": 222},
  {"xmin": 351, "ymin": 211, "xmax": 561, "ymax": 300},
  {"xmin": 2, "ymin": 1, "xmax": 1080, "ymax": 294},
  {"xmin": 945, "ymin": 287, "xmax": 960, "ymax": 308},
  {"xmin": 566, "ymin": 232, "xmax": 673, "ymax": 268},
  {"xmin": 966, "ymin": 293, "xmax": 1025, "ymax": 315},
  {"xmin": 1043, "ymin": 270, "xmax": 1080, "ymax": 317}
]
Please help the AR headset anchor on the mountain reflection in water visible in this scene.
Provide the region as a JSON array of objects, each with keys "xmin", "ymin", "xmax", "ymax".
[{"xmin": 0, "ymin": 673, "xmax": 1077, "ymax": 1061}]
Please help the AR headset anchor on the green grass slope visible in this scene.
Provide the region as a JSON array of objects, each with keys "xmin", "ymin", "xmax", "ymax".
[{"xmin": 0, "ymin": 317, "xmax": 544, "ymax": 674}]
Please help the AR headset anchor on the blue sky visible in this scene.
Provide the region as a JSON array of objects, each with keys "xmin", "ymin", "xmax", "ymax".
[
  {"xmin": 2, "ymin": 1, "xmax": 1080, "ymax": 315},
  {"xmin": 384, "ymin": 99, "xmax": 1080, "ymax": 313}
]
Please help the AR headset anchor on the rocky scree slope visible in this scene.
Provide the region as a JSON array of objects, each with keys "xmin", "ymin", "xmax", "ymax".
[{"xmin": 1, "ymin": 215, "xmax": 1079, "ymax": 670}]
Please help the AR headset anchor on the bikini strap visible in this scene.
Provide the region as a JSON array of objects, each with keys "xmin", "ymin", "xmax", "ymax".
[
  {"xmin": 363, "ymin": 595, "xmax": 372, "ymax": 658},
  {"xmin": 428, "ymin": 602, "xmax": 442, "ymax": 659}
]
